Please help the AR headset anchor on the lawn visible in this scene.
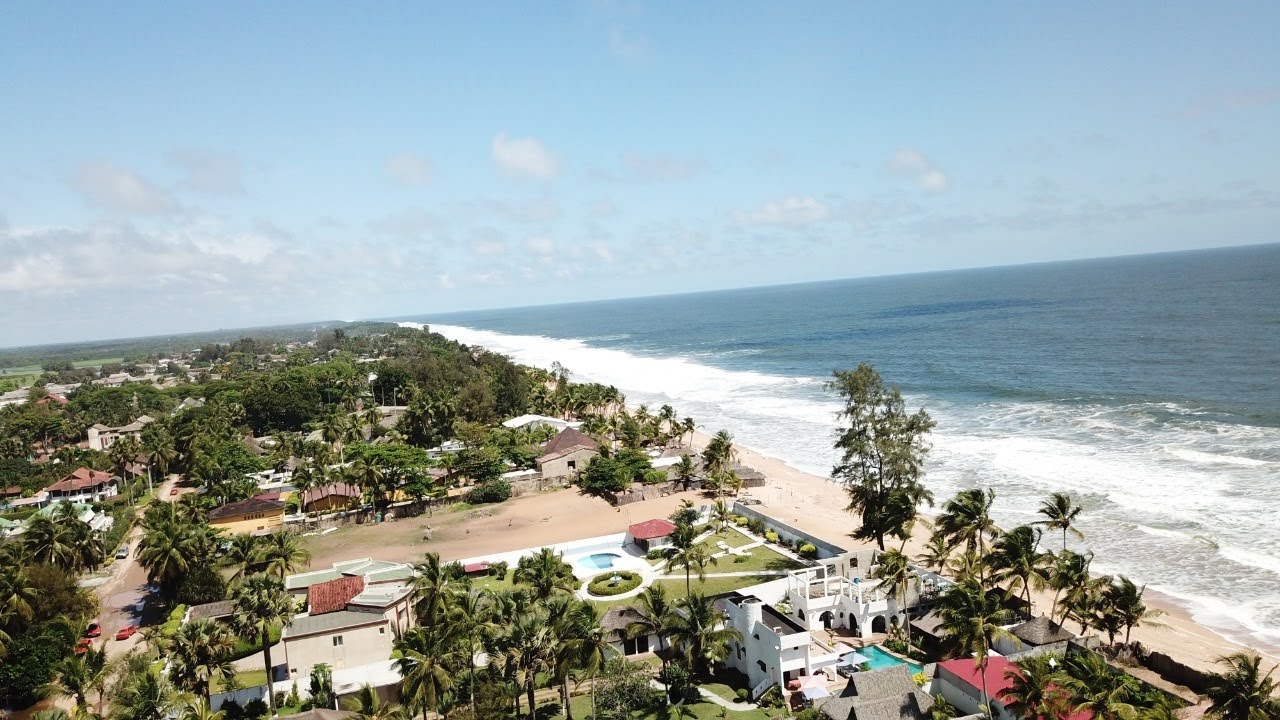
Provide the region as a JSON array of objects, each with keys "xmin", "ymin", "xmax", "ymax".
[
  {"xmin": 650, "ymin": 574, "xmax": 779, "ymax": 601},
  {"xmin": 700, "ymin": 528, "xmax": 755, "ymax": 549},
  {"xmin": 554, "ymin": 691, "xmax": 772, "ymax": 720},
  {"xmin": 472, "ymin": 568, "xmax": 519, "ymax": 594},
  {"xmin": 701, "ymin": 544, "xmax": 805, "ymax": 574},
  {"xmin": 213, "ymin": 668, "xmax": 269, "ymax": 692}
]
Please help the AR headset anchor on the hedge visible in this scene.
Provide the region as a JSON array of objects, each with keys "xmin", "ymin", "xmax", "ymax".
[{"xmin": 586, "ymin": 571, "xmax": 642, "ymax": 597}]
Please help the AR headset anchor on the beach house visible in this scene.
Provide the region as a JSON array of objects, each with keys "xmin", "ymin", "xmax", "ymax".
[
  {"xmin": 625, "ymin": 518, "xmax": 677, "ymax": 553},
  {"xmin": 281, "ymin": 569, "xmax": 414, "ymax": 682},
  {"xmin": 43, "ymin": 467, "xmax": 119, "ymax": 504},
  {"xmin": 207, "ymin": 496, "xmax": 286, "ymax": 535},
  {"xmin": 87, "ymin": 415, "xmax": 155, "ymax": 451},
  {"xmin": 783, "ymin": 550, "xmax": 921, "ymax": 639},
  {"xmin": 535, "ymin": 427, "xmax": 600, "ymax": 480},
  {"xmin": 817, "ymin": 666, "xmax": 936, "ymax": 720},
  {"xmin": 600, "ymin": 606, "xmax": 659, "ymax": 658},
  {"xmin": 301, "ymin": 482, "xmax": 363, "ymax": 513}
]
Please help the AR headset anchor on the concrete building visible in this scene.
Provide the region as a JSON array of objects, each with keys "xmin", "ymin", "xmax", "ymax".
[
  {"xmin": 600, "ymin": 606, "xmax": 658, "ymax": 658},
  {"xmin": 208, "ymin": 496, "xmax": 286, "ymax": 535},
  {"xmin": 502, "ymin": 414, "xmax": 584, "ymax": 432},
  {"xmin": 43, "ymin": 467, "xmax": 119, "ymax": 504},
  {"xmin": 535, "ymin": 427, "xmax": 600, "ymax": 480},
  {"xmin": 718, "ymin": 592, "xmax": 843, "ymax": 698},
  {"xmin": 282, "ymin": 610, "xmax": 393, "ymax": 680},
  {"xmin": 285, "ymin": 559, "xmax": 415, "ymax": 602},
  {"xmin": 626, "ymin": 518, "xmax": 677, "ymax": 553},
  {"xmin": 87, "ymin": 415, "xmax": 155, "ymax": 451}
]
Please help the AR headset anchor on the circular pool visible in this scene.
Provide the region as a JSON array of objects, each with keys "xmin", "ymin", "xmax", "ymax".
[{"xmin": 579, "ymin": 552, "xmax": 623, "ymax": 570}]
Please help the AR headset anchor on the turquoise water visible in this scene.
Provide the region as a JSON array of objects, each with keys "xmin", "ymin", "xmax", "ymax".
[
  {"xmin": 579, "ymin": 552, "xmax": 621, "ymax": 570},
  {"xmin": 861, "ymin": 645, "xmax": 923, "ymax": 675},
  {"xmin": 408, "ymin": 244, "xmax": 1280, "ymax": 652}
]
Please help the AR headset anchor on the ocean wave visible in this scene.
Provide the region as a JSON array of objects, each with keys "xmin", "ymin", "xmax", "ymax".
[{"xmin": 1166, "ymin": 447, "xmax": 1272, "ymax": 467}]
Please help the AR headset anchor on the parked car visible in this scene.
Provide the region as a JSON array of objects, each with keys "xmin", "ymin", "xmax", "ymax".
[
  {"xmin": 114, "ymin": 545, "xmax": 129, "ymax": 560},
  {"xmin": 75, "ymin": 638, "xmax": 91, "ymax": 655},
  {"xmin": 84, "ymin": 622, "xmax": 101, "ymax": 638},
  {"xmin": 115, "ymin": 625, "xmax": 139, "ymax": 641}
]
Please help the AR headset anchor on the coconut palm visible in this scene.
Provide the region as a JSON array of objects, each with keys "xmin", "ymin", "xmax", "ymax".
[
  {"xmin": 681, "ymin": 418, "xmax": 696, "ymax": 447},
  {"xmin": 701, "ymin": 431, "xmax": 736, "ymax": 481},
  {"xmin": 933, "ymin": 488, "xmax": 999, "ymax": 585},
  {"xmin": 220, "ymin": 534, "xmax": 262, "ymax": 584},
  {"xmin": 410, "ymin": 552, "xmax": 455, "ymax": 627},
  {"xmin": 24, "ymin": 514, "xmax": 80, "ymax": 571},
  {"xmin": 257, "ymin": 530, "xmax": 311, "ymax": 579},
  {"xmin": 169, "ymin": 617, "xmax": 237, "ymax": 700},
  {"xmin": 670, "ymin": 544, "xmax": 718, "ymax": 596},
  {"xmin": 1001, "ymin": 654, "xmax": 1071, "ymax": 720},
  {"xmin": 1036, "ymin": 492, "xmax": 1084, "ymax": 552},
  {"xmin": 494, "ymin": 610, "xmax": 557, "ymax": 718},
  {"xmin": 987, "ymin": 525, "xmax": 1051, "ymax": 617},
  {"xmin": 710, "ymin": 499, "xmax": 732, "ymax": 533},
  {"xmin": 918, "ymin": 534, "xmax": 952, "ymax": 574},
  {"xmin": 870, "ymin": 548, "xmax": 920, "ymax": 650},
  {"xmin": 674, "ymin": 455, "xmax": 698, "ymax": 489},
  {"xmin": 450, "ymin": 588, "xmax": 497, "ymax": 718},
  {"xmin": 665, "ymin": 591, "xmax": 743, "ymax": 677},
  {"xmin": 344, "ymin": 684, "xmax": 405, "ymax": 720},
  {"xmin": 558, "ymin": 602, "xmax": 616, "ymax": 720},
  {"xmin": 178, "ymin": 700, "xmax": 225, "ymax": 720},
  {"xmin": 109, "ymin": 665, "xmax": 181, "ymax": 720},
  {"xmin": 937, "ymin": 579, "xmax": 1016, "ymax": 719},
  {"xmin": 1047, "ymin": 549, "xmax": 1093, "ymax": 625},
  {"xmin": 1102, "ymin": 576, "xmax": 1165, "ymax": 646},
  {"xmin": 1061, "ymin": 651, "xmax": 1145, "ymax": 720},
  {"xmin": 626, "ymin": 584, "xmax": 676, "ymax": 690},
  {"xmin": 231, "ymin": 574, "xmax": 296, "ymax": 716},
  {"xmin": 1204, "ymin": 652, "xmax": 1280, "ymax": 720},
  {"xmin": 513, "ymin": 547, "xmax": 576, "ymax": 600},
  {"xmin": 47, "ymin": 647, "xmax": 109, "ymax": 710}
]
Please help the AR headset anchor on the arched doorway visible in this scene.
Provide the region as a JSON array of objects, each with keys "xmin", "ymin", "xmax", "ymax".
[
  {"xmin": 819, "ymin": 611, "xmax": 835, "ymax": 629},
  {"xmin": 871, "ymin": 615, "xmax": 887, "ymax": 634}
]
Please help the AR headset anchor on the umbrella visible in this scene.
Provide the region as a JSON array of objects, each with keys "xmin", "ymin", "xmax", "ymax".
[
  {"xmin": 798, "ymin": 674, "xmax": 829, "ymax": 689},
  {"xmin": 801, "ymin": 686, "xmax": 832, "ymax": 701},
  {"xmin": 839, "ymin": 651, "xmax": 870, "ymax": 666}
]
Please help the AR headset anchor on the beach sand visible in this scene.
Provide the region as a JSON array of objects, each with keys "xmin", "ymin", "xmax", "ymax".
[{"xmin": 303, "ymin": 432, "xmax": 1279, "ymax": 681}]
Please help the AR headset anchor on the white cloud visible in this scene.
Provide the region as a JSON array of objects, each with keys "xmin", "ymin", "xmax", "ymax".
[
  {"xmin": 368, "ymin": 208, "xmax": 449, "ymax": 243},
  {"xmin": 623, "ymin": 152, "xmax": 703, "ymax": 181},
  {"xmin": 588, "ymin": 197, "xmax": 619, "ymax": 217},
  {"xmin": 526, "ymin": 236, "xmax": 554, "ymax": 256},
  {"xmin": 437, "ymin": 273, "xmax": 455, "ymax": 289},
  {"xmin": 69, "ymin": 161, "xmax": 181, "ymax": 214},
  {"xmin": 166, "ymin": 149, "xmax": 243, "ymax": 194},
  {"xmin": 491, "ymin": 132, "xmax": 559, "ymax": 180},
  {"xmin": 732, "ymin": 196, "xmax": 833, "ymax": 227},
  {"xmin": 385, "ymin": 152, "xmax": 433, "ymax": 187},
  {"xmin": 886, "ymin": 148, "xmax": 950, "ymax": 193},
  {"xmin": 470, "ymin": 227, "xmax": 507, "ymax": 256}
]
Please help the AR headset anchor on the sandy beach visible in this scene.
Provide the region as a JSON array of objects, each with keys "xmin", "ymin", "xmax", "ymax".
[{"xmin": 304, "ymin": 431, "xmax": 1280, "ymax": 681}]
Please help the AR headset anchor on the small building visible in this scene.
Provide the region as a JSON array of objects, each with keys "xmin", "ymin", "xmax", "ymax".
[
  {"xmin": 208, "ymin": 496, "xmax": 286, "ymax": 536},
  {"xmin": 302, "ymin": 483, "xmax": 363, "ymax": 513},
  {"xmin": 818, "ymin": 666, "xmax": 935, "ymax": 720},
  {"xmin": 285, "ymin": 559, "xmax": 415, "ymax": 600},
  {"xmin": 282, "ymin": 609, "xmax": 392, "ymax": 680},
  {"xmin": 600, "ymin": 606, "xmax": 657, "ymax": 658},
  {"xmin": 535, "ymin": 428, "xmax": 600, "ymax": 480},
  {"xmin": 87, "ymin": 415, "xmax": 155, "ymax": 451},
  {"xmin": 719, "ymin": 592, "xmax": 834, "ymax": 696},
  {"xmin": 43, "ymin": 467, "xmax": 119, "ymax": 504},
  {"xmin": 626, "ymin": 518, "xmax": 677, "ymax": 553},
  {"xmin": 308, "ymin": 576, "xmax": 368, "ymax": 615},
  {"xmin": 994, "ymin": 615, "xmax": 1076, "ymax": 656},
  {"xmin": 188, "ymin": 600, "xmax": 235, "ymax": 622},
  {"xmin": 935, "ymin": 656, "xmax": 1087, "ymax": 720},
  {"xmin": 502, "ymin": 414, "xmax": 584, "ymax": 432},
  {"xmin": 463, "ymin": 562, "xmax": 490, "ymax": 577}
]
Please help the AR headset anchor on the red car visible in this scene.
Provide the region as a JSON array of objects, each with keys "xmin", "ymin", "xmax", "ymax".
[
  {"xmin": 115, "ymin": 625, "xmax": 139, "ymax": 641},
  {"xmin": 84, "ymin": 622, "xmax": 101, "ymax": 638},
  {"xmin": 75, "ymin": 638, "xmax": 91, "ymax": 655},
  {"xmin": 169, "ymin": 487, "xmax": 179, "ymax": 496}
]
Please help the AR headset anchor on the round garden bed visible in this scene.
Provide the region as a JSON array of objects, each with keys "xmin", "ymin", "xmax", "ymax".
[{"xmin": 586, "ymin": 571, "xmax": 642, "ymax": 597}]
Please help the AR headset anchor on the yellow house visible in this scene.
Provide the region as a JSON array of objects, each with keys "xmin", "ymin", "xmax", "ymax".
[{"xmin": 209, "ymin": 496, "xmax": 286, "ymax": 536}]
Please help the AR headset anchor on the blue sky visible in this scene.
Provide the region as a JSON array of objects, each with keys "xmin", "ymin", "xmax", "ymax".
[{"xmin": 2, "ymin": 2, "xmax": 1278, "ymax": 346}]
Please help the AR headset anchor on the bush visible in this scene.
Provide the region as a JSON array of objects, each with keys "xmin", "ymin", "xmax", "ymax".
[
  {"xmin": 586, "ymin": 571, "xmax": 642, "ymax": 596},
  {"xmin": 764, "ymin": 530, "xmax": 780, "ymax": 543},
  {"xmin": 488, "ymin": 560, "xmax": 509, "ymax": 578},
  {"xmin": 465, "ymin": 480, "xmax": 511, "ymax": 504},
  {"xmin": 732, "ymin": 515, "xmax": 747, "ymax": 526},
  {"xmin": 747, "ymin": 517, "xmax": 766, "ymax": 535},
  {"xmin": 735, "ymin": 688, "xmax": 750, "ymax": 702},
  {"xmin": 161, "ymin": 604, "xmax": 188, "ymax": 637},
  {"xmin": 758, "ymin": 685, "xmax": 785, "ymax": 709},
  {"xmin": 798, "ymin": 543, "xmax": 817, "ymax": 558},
  {"xmin": 242, "ymin": 698, "xmax": 268, "ymax": 720},
  {"xmin": 734, "ymin": 555, "xmax": 749, "ymax": 564},
  {"xmin": 646, "ymin": 549, "xmax": 668, "ymax": 561}
]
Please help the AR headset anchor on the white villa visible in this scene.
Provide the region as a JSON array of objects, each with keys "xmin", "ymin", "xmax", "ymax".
[
  {"xmin": 719, "ymin": 590, "xmax": 842, "ymax": 697},
  {"xmin": 87, "ymin": 415, "xmax": 155, "ymax": 451}
]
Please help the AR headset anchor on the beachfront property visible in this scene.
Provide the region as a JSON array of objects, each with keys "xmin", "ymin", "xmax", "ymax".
[
  {"xmin": 718, "ymin": 590, "xmax": 839, "ymax": 695},
  {"xmin": 600, "ymin": 606, "xmax": 659, "ymax": 657},
  {"xmin": 817, "ymin": 665, "xmax": 937, "ymax": 720},
  {"xmin": 625, "ymin": 518, "xmax": 677, "ymax": 553},
  {"xmin": 86, "ymin": 414, "xmax": 155, "ymax": 451},
  {"xmin": 502, "ymin": 414, "xmax": 584, "ymax": 432},
  {"xmin": 993, "ymin": 615, "xmax": 1077, "ymax": 656},
  {"xmin": 208, "ymin": 495, "xmax": 286, "ymax": 535},
  {"xmin": 285, "ymin": 558, "xmax": 416, "ymax": 602},
  {"xmin": 301, "ymin": 482, "xmax": 362, "ymax": 513},
  {"xmin": 42, "ymin": 467, "xmax": 119, "ymax": 504},
  {"xmin": 934, "ymin": 656, "xmax": 1088, "ymax": 720},
  {"xmin": 535, "ymin": 427, "xmax": 600, "ymax": 480}
]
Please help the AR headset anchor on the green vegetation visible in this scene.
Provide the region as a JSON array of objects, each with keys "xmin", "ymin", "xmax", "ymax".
[{"xmin": 587, "ymin": 571, "xmax": 642, "ymax": 596}]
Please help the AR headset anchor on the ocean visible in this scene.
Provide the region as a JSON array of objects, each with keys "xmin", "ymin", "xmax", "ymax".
[{"xmin": 401, "ymin": 243, "xmax": 1280, "ymax": 652}]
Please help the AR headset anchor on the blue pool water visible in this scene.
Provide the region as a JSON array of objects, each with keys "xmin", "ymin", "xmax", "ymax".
[
  {"xmin": 861, "ymin": 645, "xmax": 923, "ymax": 675},
  {"xmin": 579, "ymin": 552, "xmax": 622, "ymax": 570}
]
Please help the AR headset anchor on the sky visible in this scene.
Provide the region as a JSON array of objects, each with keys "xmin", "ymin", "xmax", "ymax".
[{"xmin": 2, "ymin": 2, "xmax": 1278, "ymax": 347}]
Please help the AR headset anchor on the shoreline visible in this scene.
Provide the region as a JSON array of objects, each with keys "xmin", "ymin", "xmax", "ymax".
[{"xmin": 690, "ymin": 428, "xmax": 1280, "ymax": 675}]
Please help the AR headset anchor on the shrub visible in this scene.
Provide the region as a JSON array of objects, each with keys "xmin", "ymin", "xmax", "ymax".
[
  {"xmin": 646, "ymin": 549, "xmax": 668, "ymax": 561},
  {"xmin": 798, "ymin": 543, "xmax": 817, "ymax": 558},
  {"xmin": 912, "ymin": 671, "xmax": 929, "ymax": 687},
  {"xmin": 758, "ymin": 685, "xmax": 785, "ymax": 709},
  {"xmin": 764, "ymin": 530, "xmax": 780, "ymax": 543},
  {"xmin": 161, "ymin": 604, "xmax": 188, "ymax": 637},
  {"xmin": 488, "ymin": 560, "xmax": 509, "ymax": 578},
  {"xmin": 242, "ymin": 698, "xmax": 269, "ymax": 720},
  {"xmin": 734, "ymin": 555, "xmax": 749, "ymax": 564},
  {"xmin": 586, "ymin": 571, "xmax": 642, "ymax": 596},
  {"xmin": 735, "ymin": 688, "xmax": 750, "ymax": 702},
  {"xmin": 747, "ymin": 517, "xmax": 766, "ymax": 535},
  {"xmin": 732, "ymin": 515, "xmax": 747, "ymax": 526},
  {"xmin": 465, "ymin": 480, "xmax": 511, "ymax": 504}
]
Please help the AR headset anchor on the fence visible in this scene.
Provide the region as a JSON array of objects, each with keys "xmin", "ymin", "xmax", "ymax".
[{"xmin": 730, "ymin": 502, "xmax": 847, "ymax": 558}]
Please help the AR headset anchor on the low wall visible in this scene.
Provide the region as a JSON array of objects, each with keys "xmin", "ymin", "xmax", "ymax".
[
  {"xmin": 730, "ymin": 503, "xmax": 847, "ymax": 558},
  {"xmin": 606, "ymin": 482, "xmax": 680, "ymax": 506},
  {"xmin": 210, "ymin": 685, "xmax": 268, "ymax": 712},
  {"xmin": 508, "ymin": 476, "xmax": 567, "ymax": 497},
  {"xmin": 1137, "ymin": 647, "xmax": 1213, "ymax": 694}
]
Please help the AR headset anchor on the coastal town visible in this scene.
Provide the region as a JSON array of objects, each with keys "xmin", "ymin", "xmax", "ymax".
[{"xmin": 0, "ymin": 322, "xmax": 1274, "ymax": 720}]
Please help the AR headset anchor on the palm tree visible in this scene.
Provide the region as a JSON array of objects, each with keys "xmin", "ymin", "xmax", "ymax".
[
  {"xmin": 231, "ymin": 574, "xmax": 297, "ymax": 716},
  {"xmin": 680, "ymin": 418, "xmax": 696, "ymax": 448},
  {"xmin": 918, "ymin": 534, "xmax": 952, "ymax": 574},
  {"xmin": 220, "ymin": 534, "xmax": 262, "ymax": 584},
  {"xmin": 141, "ymin": 426, "xmax": 178, "ymax": 493},
  {"xmin": 933, "ymin": 488, "xmax": 999, "ymax": 585},
  {"xmin": 987, "ymin": 525, "xmax": 1051, "ymax": 616},
  {"xmin": 109, "ymin": 665, "xmax": 181, "ymax": 720},
  {"xmin": 169, "ymin": 617, "xmax": 237, "ymax": 700},
  {"xmin": 1061, "ymin": 651, "xmax": 1145, "ymax": 720},
  {"xmin": 1001, "ymin": 654, "xmax": 1071, "ymax": 720},
  {"xmin": 48, "ymin": 647, "xmax": 109, "ymax": 710},
  {"xmin": 557, "ymin": 602, "xmax": 616, "ymax": 720},
  {"xmin": 626, "ymin": 584, "xmax": 675, "ymax": 692},
  {"xmin": 24, "ymin": 514, "xmax": 79, "ymax": 571},
  {"xmin": 514, "ymin": 547, "xmax": 576, "ymax": 600},
  {"xmin": 674, "ymin": 455, "xmax": 698, "ymax": 490},
  {"xmin": 410, "ymin": 552, "xmax": 456, "ymax": 628},
  {"xmin": 396, "ymin": 623, "xmax": 462, "ymax": 720},
  {"xmin": 495, "ymin": 610, "xmax": 557, "ymax": 718},
  {"xmin": 1104, "ymin": 576, "xmax": 1165, "ymax": 646},
  {"xmin": 937, "ymin": 579, "xmax": 1016, "ymax": 719},
  {"xmin": 701, "ymin": 431, "xmax": 736, "ymax": 481},
  {"xmin": 710, "ymin": 499, "xmax": 732, "ymax": 534},
  {"xmin": 258, "ymin": 530, "xmax": 311, "ymax": 579},
  {"xmin": 1204, "ymin": 652, "xmax": 1280, "ymax": 720},
  {"xmin": 666, "ymin": 591, "xmax": 743, "ymax": 677},
  {"xmin": 450, "ymin": 588, "xmax": 497, "ymax": 718},
  {"xmin": 178, "ymin": 700, "xmax": 225, "ymax": 720},
  {"xmin": 670, "ymin": 544, "xmax": 718, "ymax": 596},
  {"xmin": 1036, "ymin": 492, "xmax": 1084, "ymax": 552},
  {"xmin": 870, "ymin": 548, "xmax": 919, "ymax": 650},
  {"xmin": 1047, "ymin": 550, "xmax": 1093, "ymax": 626},
  {"xmin": 344, "ymin": 684, "xmax": 405, "ymax": 720}
]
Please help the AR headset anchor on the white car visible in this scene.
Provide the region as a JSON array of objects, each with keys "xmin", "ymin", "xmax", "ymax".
[{"xmin": 115, "ymin": 545, "xmax": 130, "ymax": 560}]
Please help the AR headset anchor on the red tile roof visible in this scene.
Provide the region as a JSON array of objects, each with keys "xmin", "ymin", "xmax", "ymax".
[
  {"xmin": 44, "ymin": 467, "xmax": 115, "ymax": 494},
  {"xmin": 2, "ymin": 486, "xmax": 22, "ymax": 497},
  {"xmin": 35, "ymin": 394, "xmax": 67, "ymax": 405},
  {"xmin": 208, "ymin": 496, "xmax": 285, "ymax": 521},
  {"xmin": 308, "ymin": 576, "xmax": 366, "ymax": 615},
  {"xmin": 940, "ymin": 657, "xmax": 1092, "ymax": 720},
  {"xmin": 628, "ymin": 518, "xmax": 677, "ymax": 540},
  {"xmin": 463, "ymin": 562, "xmax": 489, "ymax": 574}
]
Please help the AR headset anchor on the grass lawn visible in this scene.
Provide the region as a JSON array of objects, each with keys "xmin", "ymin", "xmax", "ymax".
[
  {"xmin": 473, "ymin": 568, "xmax": 518, "ymax": 594},
  {"xmin": 554, "ymin": 692, "xmax": 771, "ymax": 720},
  {"xmin": 700, "ymin": 529, "xmax": 754, "ymax": 549},
  {"xmin": 701, "ymin": 667, "xmax": 753, "ymax": 704},
  {"xmin": 73, "ymin": 357, "xmax": 124, "ymax": 368},
  {"xmin": 650, "ymin": 574, "xmax": 779, "ymax": 602},
  {"xmin": 702, "ymin": 543, "xmax": 805, "ymax": 574},
  {"xmin": 213, "ymin": 668, "xmax": 269, "ymax": 692}
]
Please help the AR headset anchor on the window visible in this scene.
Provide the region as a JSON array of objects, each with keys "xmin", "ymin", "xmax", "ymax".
[
  {"xmin": 379, "ymin": 627, "xmax": 386, "ymax": 635},
  {"xmin": 332, "ymin": 636, "xmax": 344, "ymax": 647},
  {"xmin": 757, "ymin": 660, "xmax": 767, "ymax": 673},
  {"xmin": 568, "ymin": 460, "xmax": 577, "ymax": 470}
]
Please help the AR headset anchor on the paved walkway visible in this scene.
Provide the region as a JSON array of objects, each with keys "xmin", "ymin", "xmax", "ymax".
[{"xmin": 647, "ymin": 680, "xmax": 759, "ymax": 712}]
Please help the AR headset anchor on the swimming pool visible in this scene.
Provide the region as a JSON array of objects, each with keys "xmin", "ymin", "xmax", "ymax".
[
  {"xmin": 861, "ymin": 645, "xmax": 923, "ymax": 675},
  {"xmin": 578, "ymin": 552, "xmax": 623, "ymax": 570}
]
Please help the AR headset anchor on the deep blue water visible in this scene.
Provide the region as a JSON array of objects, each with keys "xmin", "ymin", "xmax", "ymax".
[{"xmin": 402, "ymin": 243, "xmax": 1280, "ymax": 651}]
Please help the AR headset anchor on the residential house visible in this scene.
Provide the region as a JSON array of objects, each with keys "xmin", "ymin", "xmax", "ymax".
[
  {"xmin": 600, "ymin": 606, "xmax": 658, "ymax": 658},
  {"xmin": 187, "ymin": 600, "xmax": 235, "ymax": 623},
  {"xmin": 35, "ymin": 393, "xmax": 68, "ymax": 406},
  {"xmin": 502, "ymin": 414, "xmax": 583, "ymax": 432},
  {"xmin": 285, "ymin": 559, "xmax": 415, "ymax": 602},
  {"xmin": 282, "ymin": 609, "xmax": 393, "ymax": 681},
  {"xmin": 43, "ymin": 467, "xmax": 119, "ymax": 504},
  {"xmin": 7, "ymin": 492, "xmax": 49, "ymax": 511},
  {"xmin": 208, "ymin": 496, "xmax": 286, "ymax": 535},
  {"xmin": 718, "ymin": 591, "xmax": 841, "ymax": 697},
  {"xmin": 784, "ymin": 550, "xmax": 950, "ymax": 640},
  {"xmin": 173, "ymin": 397, "xmax": 206, "ymax": 413},
  {"xmin": 87, "ymin": 415, "xmax": 155, "ymax": 451},
  {"xmin": 535, "ymin": 428, "xmax": 600, "ymax": 480},
  {"xmin": 994, "ymin": 615, "xmax": 1077, "ymax": 656},
  {"xmin": 0, "ymin": 389, "xmax": 30, "ymax": 408},
  {"xmin": 935, "ymin": 656, "xmax": 1089, "ymax": 720},
  {"xmin": 817, "ymin": 666, "xmax": 935, "ymax": 720},
  {"xmin": 301, "ymin": 483, "xmax": 363, "ymax": 513},
  {"xmin": 626, "ymin": 518, "xmax": 677, "ymax": 553}
]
